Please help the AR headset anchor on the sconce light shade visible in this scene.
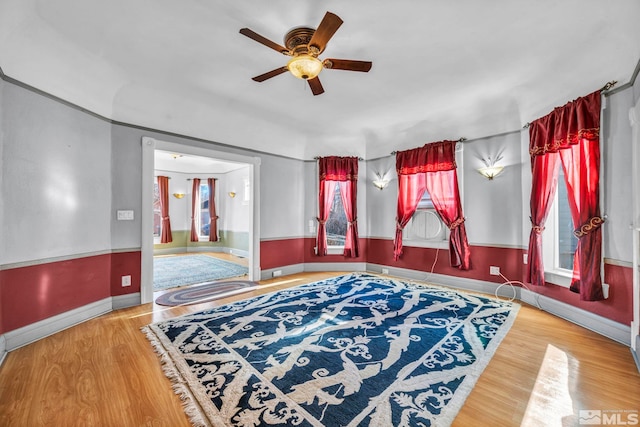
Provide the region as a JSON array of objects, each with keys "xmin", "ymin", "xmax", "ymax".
[
  {"xmin": 173, "ymin": 192, "xmax": 185, "ymax": 199},
  {"xmin": 477, "ymin": 165, "xmax": 504, "ymax": 180},
  {"xmin": 372, "ymin": 172, "xmax": 390, "ymax": 190},
  {"xmin": 228, "ymin": 192, "xmax": 236, "ymax": 198}
]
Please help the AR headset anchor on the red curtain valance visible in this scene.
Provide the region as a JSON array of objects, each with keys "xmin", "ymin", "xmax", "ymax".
[
  {"xmin": 396, "ymin": 140, "xmax": 457, "ymax": 175},
  {"xmin": 318, "ymin": 156, "xmax": 359, "ymax": 181},
  {"xmin": 529, "ymin": 90, "xmax": 601, "ymax": 157}
]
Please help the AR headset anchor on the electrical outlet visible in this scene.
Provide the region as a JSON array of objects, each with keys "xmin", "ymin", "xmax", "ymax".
[
  {"xmin": 523, "ymin": 253, "xmax": 528, "ymax": 264},
  {"xmin": 489, "ymin": 266, "xmax": 500, "ymax": 276},
  {"xmin": 121, "ymin": 275, "xmax": 131, "ymax": 287},
  {"xmin": 273, "ymin": 270, "xmax": 282, "ymax": 277},
  {"xmin": 382, "ymin": 268, "xmax": 389, "ymax": 275}
]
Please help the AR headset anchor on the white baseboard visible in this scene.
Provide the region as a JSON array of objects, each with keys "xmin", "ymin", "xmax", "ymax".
[
  {"xmin": 261, "ymin": 264, "xmax": 305, "ymax": 280},
  {"xmin": 0, "ymin": 292, "xmax": 143, "ymax": 360},
  {"xmin": 366, "ymin": 263, "xmax": 630, "ymax": 346},
  {"xmin": 112, "ymin": 293, "xmax": 141, "ymax": 310},
  {"xmin": 0, "ymin": 334, "xmax": 6, "ymax": 366},
  {"xmin": 304, "ymin": 262, "xmax": 367, "ymax": 273},
  {"xmin": 633, "ymin": 335, "xmax": 640, "ymax": 373},
  {"xmin": 520, "ymin": 289, "xmax": 630, "ymax": 346},
  {"xmin": 227, "ymin": 248, "xmax": 249, "ymax": 258},
  {"xmin": 3, "ymin": 297, "xmax": 113, "ymax": 352}
]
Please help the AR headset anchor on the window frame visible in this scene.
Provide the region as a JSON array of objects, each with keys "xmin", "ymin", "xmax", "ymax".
[
  {"xmin": 196, "ymin": 181, "xmax": 212, "ymax": 241},
  {"xmin": 325, "ymin": 183, "xmax": 348, "ymax": 255},
  {"xmin": 541, "ymin": 169, "xmax": 574, "ymax": 288},
  {"xmin": 153, "ymin": 180, "xmax": 162, "ymax": 243}
]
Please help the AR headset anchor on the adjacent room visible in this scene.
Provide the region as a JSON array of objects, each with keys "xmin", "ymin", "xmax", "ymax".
[{"xmin": 1, "ymin": 1, "xmax": 639, "ymax": 426}]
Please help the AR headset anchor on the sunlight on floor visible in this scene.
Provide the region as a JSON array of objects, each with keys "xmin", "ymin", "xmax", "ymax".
[{"xmin": 521, "ymin": 344, "xmax": 576, "ymax": 426}]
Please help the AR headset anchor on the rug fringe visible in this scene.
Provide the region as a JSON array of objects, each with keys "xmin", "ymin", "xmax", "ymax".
[{"xmin": 141, "ymin": 326, "xmax": 211, "ymax": 427}]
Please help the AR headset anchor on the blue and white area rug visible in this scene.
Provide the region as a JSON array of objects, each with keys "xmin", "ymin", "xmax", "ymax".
[
  {"xmin": 153, "ymin": 254, "xmax": 249, "ymax": 291},
  {"xmin": 142, "ymin": 273, "xmax": 519, "ymax": 426}
]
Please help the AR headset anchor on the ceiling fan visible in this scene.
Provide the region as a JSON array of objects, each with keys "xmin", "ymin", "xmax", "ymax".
[{"xmin": 239, "ymin": 12, "xmax": 372, "ymax": 96}]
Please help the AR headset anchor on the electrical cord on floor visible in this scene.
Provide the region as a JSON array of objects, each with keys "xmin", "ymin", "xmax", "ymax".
[
  {"xmin": 424, "ymin": 248, "xmax": 440, "ymax": 282},
  {"xmin": 494, "ymin": 271, "xmax": 541, "ymax": 309}
]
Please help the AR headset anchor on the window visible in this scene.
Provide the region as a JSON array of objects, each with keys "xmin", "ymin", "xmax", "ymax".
[
  {"xmin": 403, "ymin": 191, "xmax": 447, "ymax": 245},
  {"xmin": 199, "ymin": 182, "xmax": 210, "ymax": 238},
  {"xmin": 542, "ymin": 167, "xmax": 577, "ymax": 286},
  {"xmin": 153, "ymin": 180, "xmax": 161, "ymax": 239},
  {"xmin": 402, "ymin": 146, "xmax": 462, "ymax": 248},
  {"xmin": 326, "ymin": 185, "xmax": 347, "ymax": 247}
]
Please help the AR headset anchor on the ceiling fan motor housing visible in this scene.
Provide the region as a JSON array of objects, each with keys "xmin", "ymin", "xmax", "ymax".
[{"xmin": 284, "ymin": 27, "xmax": 318, "ymax": 55}]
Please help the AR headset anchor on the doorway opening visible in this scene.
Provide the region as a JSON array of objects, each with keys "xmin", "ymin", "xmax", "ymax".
[{"xmin": 141, "ymin": 137, "xmax": 261, "ymax": 303}]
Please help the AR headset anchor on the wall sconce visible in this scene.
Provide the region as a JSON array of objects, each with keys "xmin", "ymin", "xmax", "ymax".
[
  {"xmin": 173, "ymin": 192, "xmax": 185, "ymax": 199},
  {"xmin": 372, "ymin": 173, "xmax": 390, "ymax": 190},
  {"xmin": 228, "ymin": 192, "xmax": 236, "ymax": 198},
  {"xmin": 477, "ymin": 156, "xmax": 504, "ymax": 180}
]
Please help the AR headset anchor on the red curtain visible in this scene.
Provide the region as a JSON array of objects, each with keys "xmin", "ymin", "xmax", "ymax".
[
  {"xmin": 157, "ymin": 176, "xmax": 172, "ymax": 243},
  {"xmin": 394, "ymin": 173, "xmax": 427, "ymax": 260},
  {"xmin": 189, "ymin": 178, "xmax": 200, "ymax": 242},
  {"xmin": 338, "ymin": 180, "xmax": 359, "ymax": 257},
  {"xmin": 394, "ymin": 141, "xmax": 470, "ymax": 269},
  {"xmin": 526, "ymin": 152, "xmax": 561, "ymax": 287},
  {"xmin": 317, "ymin": 156, "xmax": 359, "ymax": 257},
  {"xmin": 528, "ymin": 90, "xmax": 604, "ymax": 300},
  {"xmin": 316, "ymin": 180, "xmax": 338, "ymax": 256},
  {"xmin": 207, "ymin": 178, "xmax": 219, "ymax": 242}
]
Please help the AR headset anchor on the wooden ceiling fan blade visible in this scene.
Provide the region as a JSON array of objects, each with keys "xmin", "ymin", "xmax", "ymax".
[
  {"xmin": 324, "ymin": 59, "xmax": 372, "ymax": 72},
  {"xmin": 252, "ymin": 67, "xmax": 289, "ymax": 82},
  {"xmin": 308, "ymin": 12, "xmax": 343, "ymax": 54},
  {"xmin": 308, "ymin": 77, "xmax": 324, "ymax": 96},
  {"xmin": 239, "ymin": 28, "xmax": 289, "ymax": 55}
]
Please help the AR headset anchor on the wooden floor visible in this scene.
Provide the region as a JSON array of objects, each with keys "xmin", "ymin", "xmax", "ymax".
[{"xmin": 1, "ymin": 272, "xmax": 639, "ymax": 426}]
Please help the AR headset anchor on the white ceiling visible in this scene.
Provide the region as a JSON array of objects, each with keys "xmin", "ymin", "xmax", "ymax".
[{"xmin": 1, "ymin": 0, "xmax": 639, "ymax": 160}]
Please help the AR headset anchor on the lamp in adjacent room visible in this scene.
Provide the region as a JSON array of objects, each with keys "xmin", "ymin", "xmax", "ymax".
[
  {"xmin": 228, "ymin": 192, "xmax": 236, "ymax": 198},
  {"xmin": 173, "ymin": 192, "xmax": 185, "ymax": 199}
]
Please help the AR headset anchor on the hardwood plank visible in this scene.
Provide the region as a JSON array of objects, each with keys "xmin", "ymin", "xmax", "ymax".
[{"xmin": 1, "ymin": 272, "xmax": 638, "ymax": 426}]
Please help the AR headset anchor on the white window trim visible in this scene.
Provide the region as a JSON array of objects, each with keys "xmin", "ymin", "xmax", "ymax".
[{"xmin": 541, "ymin": 179, "xmax": 573, "ymax": 288}]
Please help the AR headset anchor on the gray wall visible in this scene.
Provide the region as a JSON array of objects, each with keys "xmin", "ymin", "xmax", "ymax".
[
  {"xmin": 603, "ymin": 88, "xmax": 634, "ymax": 262},
  {"xmin": 1, "ymin": 70, "xmax": 636, "ymax": 268},
  {"xmin": 260, "ymin": 155, "xmax": 305, "ymax": 240},
  {"xmin": 110, "ymin": 123, "xmax": 308, "ymax": 246},
  {"xmin": 2, "ymin": 82, "xmax": 112, "ymax": 265},
  {"xmin": 463, "ymin": 132, "xmax": 523, "ymax": 248},
  {"xmin": 224, "ymin": 166, "xmax": 250, "ymax": 233}
]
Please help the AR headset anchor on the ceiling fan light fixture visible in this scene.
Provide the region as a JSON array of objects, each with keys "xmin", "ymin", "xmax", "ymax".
[{"xmin": 287, "ymin": 54, "xmax": 323, "ymax": 80}]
